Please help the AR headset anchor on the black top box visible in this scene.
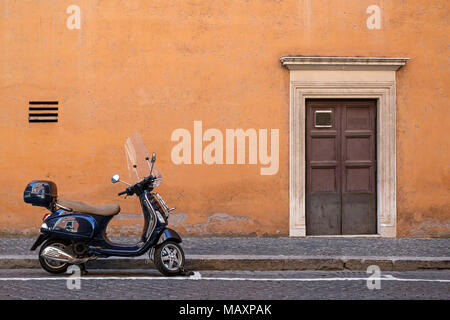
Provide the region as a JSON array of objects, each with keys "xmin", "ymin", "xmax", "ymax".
[{"xmin": 24, "ymin": 180, "xmax": 58, "ymax": 208}]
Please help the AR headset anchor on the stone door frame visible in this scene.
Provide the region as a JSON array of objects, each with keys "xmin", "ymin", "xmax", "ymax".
[{"xmin": 281, "ymin": 56, "xmax": 409, "ymax": 237}]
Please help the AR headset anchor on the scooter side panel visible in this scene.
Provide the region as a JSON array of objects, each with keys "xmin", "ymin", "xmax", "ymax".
[{"xmin": 43, "ymin": 213, "xmax": 96, "ymax": 242}]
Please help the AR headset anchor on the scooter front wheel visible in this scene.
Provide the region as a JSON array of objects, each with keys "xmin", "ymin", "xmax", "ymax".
[{"xmin": 154, "ymin": 241, "xmax": 185, "ymax": 276}]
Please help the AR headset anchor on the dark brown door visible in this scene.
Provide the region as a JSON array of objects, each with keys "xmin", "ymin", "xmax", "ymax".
[{"xmin": 306, "ymin": 99, "xmax": 377, "ymax": 235}]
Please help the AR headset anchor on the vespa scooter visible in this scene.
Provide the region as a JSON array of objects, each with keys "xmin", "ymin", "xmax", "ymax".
[{"xmin": 24, "ymin": 133, "xmax": 189, "ymax": 276}]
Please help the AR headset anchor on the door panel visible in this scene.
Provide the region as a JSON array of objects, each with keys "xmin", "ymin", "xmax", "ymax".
[
  {"xmin": 341, "ymin": 101, "xmax": 377, "ymax": 234},
  {"xmin": 306, "ymin": 193, "xmax": 341, "ymax": 235},
  {"xmin": 311, "ymin": 137, "xmax": 337, "ymax": 161},
  {"xmin": 346, "ymin": 138, "xmax": 371, "ymax": 162},
  {"xmin": 341, "ymin": 193, "xmax": 377, "ymax": 234},
  {"xmin": 310, "ymin": 168, "xmax": 337, "ymax": 192},
  {"xmin": 306, "ymin": 100, "xmax": 377, "ymax": 235},
  {"xmin": 306, "ymin": 102, "xmax": 341, "ymax": 235}
]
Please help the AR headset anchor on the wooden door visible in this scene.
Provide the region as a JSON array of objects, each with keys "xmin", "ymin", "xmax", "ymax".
[{"xmin": 306, "ymin": 100, "xmax": 377, "ymax": 235}]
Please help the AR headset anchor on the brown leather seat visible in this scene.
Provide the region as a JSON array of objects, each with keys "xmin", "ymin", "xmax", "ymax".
[{"xmin": 57, "ymin": 199, "xmax": 120, "ymax": 216}]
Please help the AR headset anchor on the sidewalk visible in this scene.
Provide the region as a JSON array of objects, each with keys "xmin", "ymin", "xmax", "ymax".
[{"xmin": 1, "ymin": 237, "xmax": 449, "ymax": 271}]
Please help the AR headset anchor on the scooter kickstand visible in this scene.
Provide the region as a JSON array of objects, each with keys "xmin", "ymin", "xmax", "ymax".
[
  {"xmin": 180, "ymin": 267, "xmax": 194, "ymax": 277},
  {"xmin": 79, "ymin": 263, "xmax": 88, "ymax": 276}
]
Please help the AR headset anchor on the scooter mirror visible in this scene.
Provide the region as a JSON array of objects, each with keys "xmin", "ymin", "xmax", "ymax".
[
  {"xmin": 151, "ymin": 152, "xmax": 156, "ymax": 163},
  {"xmin": 111, "ymin": 174, "xmax": 120, "ymax": 184}
]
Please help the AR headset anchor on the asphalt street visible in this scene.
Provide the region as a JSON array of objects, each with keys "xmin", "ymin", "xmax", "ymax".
[{"xmin": 0, "ymin": 269, "xmax": 448, "ymax": 300}]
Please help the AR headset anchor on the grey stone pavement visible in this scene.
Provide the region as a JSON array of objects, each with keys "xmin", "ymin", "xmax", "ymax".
[
  {"xmin": 1, "ymin": 237, "xmax": 449, "ymax": 257},
  {"xmin": 1, "ymin": 237, "xmax": 449, "ymax": 271},
  {"xmin": 1, "ymin": 238, "xmax": 449, "ymax": 300}
]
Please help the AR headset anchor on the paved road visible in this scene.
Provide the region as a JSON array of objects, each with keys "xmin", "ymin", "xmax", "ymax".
[{"xmin": 0, "ymin": 269, "xmax": 448, "ymax": 300}]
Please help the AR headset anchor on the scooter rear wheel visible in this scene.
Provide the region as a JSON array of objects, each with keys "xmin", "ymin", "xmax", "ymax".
[
  {"xmin": 154, "ymin": 241, "xmax": 185, "ymax": 276},
  {"xmin": 39, "ymin": 239, "xmax": 70, "ymax": 274}
]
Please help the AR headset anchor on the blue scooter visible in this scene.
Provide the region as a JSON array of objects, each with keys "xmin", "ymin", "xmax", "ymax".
[{"xmin": 24, "ymin": 134, "xmax": 188, "ymax": 276}]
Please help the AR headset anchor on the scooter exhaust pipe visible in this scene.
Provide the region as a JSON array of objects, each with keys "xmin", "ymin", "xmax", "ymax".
[{"xmin": 41, "ymin": 246, "xmax": 95, "ymax": 264}]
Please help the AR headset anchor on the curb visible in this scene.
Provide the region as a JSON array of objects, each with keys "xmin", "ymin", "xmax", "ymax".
[{"xmin": 0, "ymin": 255, "xmax": 449, "ymax": 271}]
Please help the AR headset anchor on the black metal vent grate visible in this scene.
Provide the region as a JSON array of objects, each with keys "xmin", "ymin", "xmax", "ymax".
[
  {"xmin": 314, "ymin": 110, "xmax": 332, "ymax": 128},
  {"xmin": 28, "ymin": 101, "xmax": 58, "ymax": 123}
]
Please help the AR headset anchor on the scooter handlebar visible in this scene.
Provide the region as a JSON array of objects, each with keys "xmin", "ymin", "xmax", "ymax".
[
  {"xmin": 117, "ymin": 176, "xmax": 155, "ymax": 197},
  {"xmin": 118, "ymin": 187, "xmax": 134, "ymax": 196}
]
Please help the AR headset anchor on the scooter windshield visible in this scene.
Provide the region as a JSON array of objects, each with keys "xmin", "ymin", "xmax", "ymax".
[{"xmin": 124, "ymin": 132, "xmax": 162, "ymax": 186}]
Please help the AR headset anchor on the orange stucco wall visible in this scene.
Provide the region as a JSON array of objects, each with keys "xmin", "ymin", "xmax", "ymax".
[{"xmin": 0, "ymin": 0, "xmax": 448, "ymax": 237}]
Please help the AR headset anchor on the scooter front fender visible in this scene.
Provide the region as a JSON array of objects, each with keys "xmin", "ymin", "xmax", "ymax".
[
  {"xmin": 156, "ymin": 228, "xmax": 182, "ymax": 245},
  {"xmin": 149, "ymin": 228, "xmax": 182, "ymax": 262}
]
